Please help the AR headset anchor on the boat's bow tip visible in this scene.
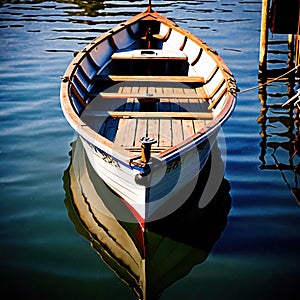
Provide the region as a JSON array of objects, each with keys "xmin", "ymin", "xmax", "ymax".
[{"xmin": 146, "ymin": 0, "xmax": 154, "ymax": 12}]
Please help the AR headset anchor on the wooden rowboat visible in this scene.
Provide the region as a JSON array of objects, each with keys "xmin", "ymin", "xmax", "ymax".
[{"xmin": 60, "ymin": 2, "xmax": 237, "ymax": 224}]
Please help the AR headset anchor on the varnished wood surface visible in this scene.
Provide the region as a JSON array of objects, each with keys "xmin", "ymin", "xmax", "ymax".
[
  {"xmin": 95, "ymin": 75, "xmax": 205, "ymax": 84},
  {"xmin": 87, "ymin": 111, "xmax": 213, "ymax": 119},
  {"xmin": 83, "ymin": 81, "xmax": 212, "ymax": 151},
  {"xmin": 111, "ymin": 49, "xmax": 188, "ymax": 60}
]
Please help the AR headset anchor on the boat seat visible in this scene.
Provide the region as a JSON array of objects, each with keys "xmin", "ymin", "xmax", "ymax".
[
  {"xmin": 111, "ymin": 49, "xmax": 187, "ymax": 61},
  {"xmin": 98, "ymin": 91, "xmax": 206, "ymax": 100},
  {"xmin": 94, "ymin": 75, "xmax": 204, "ymax": 84},
  {"xmin": 85, "ymin": 111, "xmax": 213, "ymax": 120}
]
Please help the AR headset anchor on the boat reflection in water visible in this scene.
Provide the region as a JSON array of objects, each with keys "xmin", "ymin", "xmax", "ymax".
[
  {"xmin": 63, "ymin": 137, "xmax": 231, "ymax": 299},
  {"xmin": 258, "ymin": 83, "xmax": 300, "ymax": 204}
]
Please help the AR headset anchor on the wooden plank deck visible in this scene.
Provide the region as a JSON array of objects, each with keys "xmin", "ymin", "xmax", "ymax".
[{"xmin": 83, "ymin": 81, "xmax": 211, "ymax": 152}]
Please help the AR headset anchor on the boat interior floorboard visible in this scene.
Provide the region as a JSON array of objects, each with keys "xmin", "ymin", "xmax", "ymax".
[{"xmin": 81, "ymin": 81, "xmax": 211, "ymax": 155}]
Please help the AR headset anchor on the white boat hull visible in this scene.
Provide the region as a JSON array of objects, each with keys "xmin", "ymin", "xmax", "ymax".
[{"xmin": 80, "ymin": 132, "xmax": 214, "ymax": 222}]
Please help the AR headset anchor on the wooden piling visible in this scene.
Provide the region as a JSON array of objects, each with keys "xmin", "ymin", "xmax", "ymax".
[
  {"xmin": 259, "ymin": 0, "xmax": 270, "ymax": 78},
  {"xmin": 288, "ymin": 34, "xmax": 295, "ymax": 69}
]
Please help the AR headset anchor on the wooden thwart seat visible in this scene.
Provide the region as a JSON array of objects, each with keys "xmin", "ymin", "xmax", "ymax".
[
  {"xmin": 111, "ymin": 49, "xmax": 187, "ymax": 60},
  {"xmin": 94, "ymin": 75, "xmax": 205, "ymax": 84},
  {"xmin": 86, "ymin": 110, "xmax": 213, "ymax": 119},
  {"xmin": 98, "ymin": 91, "xmax": 206, "ymax": 100}
]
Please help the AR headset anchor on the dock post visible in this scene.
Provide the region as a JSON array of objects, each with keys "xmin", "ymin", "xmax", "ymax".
[
  {"xmin": 288, "ymin": 34, "xmax": 295, "ymax": 69},
  {"xmin": 259, "ymin": 0, "xmax": 270, "ymax": 79}
]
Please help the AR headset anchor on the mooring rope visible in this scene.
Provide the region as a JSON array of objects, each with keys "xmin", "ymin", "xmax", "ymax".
[{"xmin": 236, "ymin": 64, "xmax": 300, "ymax": 95}]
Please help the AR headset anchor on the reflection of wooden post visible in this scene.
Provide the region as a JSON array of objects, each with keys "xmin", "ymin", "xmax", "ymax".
[
  {"xmin": 257, "ymin": 82, "xmax": 268, "ymax": 167},
  {"xmin": 259, "ymin": 0, "xmax": 270, "ymax": 78}
]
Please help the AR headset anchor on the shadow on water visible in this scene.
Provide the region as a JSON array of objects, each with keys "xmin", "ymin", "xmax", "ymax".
[
  {"xmin": 63, "ymin": 137, "xmax": 231, "ymax": 300},
  {"xmin": 257, "ymin": 81, "xmax": 300, "ymax": 204}
]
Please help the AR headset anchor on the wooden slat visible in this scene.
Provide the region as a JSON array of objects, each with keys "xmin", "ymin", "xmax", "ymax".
[
  {"xmin": 99, "ymin": 92, "xmax": 206, "ymax": 100},
  {"xmin": 154, "ymin": 83, "xmax": 163, "ymax": 94},
  {"xmin": 171, "ymin": 119, "xmax": 183, "ymax": 145},
  {"xmin": 147, "ymin": 85, "xmax": 156, "ymax": 95},
  {"xmin": 182, "ymin": 119, "xmax": 195, "ymax": 139},
  {"xmin": 194, "ymin": 87, "xmax": 209, "ymax": 99},
  {"xmin": 95, "ymin": 75, "xmax": 205, "ymax": 84},
  {"xmin": 147, "ymin": 118, "xmax": 159, "ymax": 139},
  {"xmin": 87, "ymin": 111, "xmax": 213, "ymax": 119},
  {"xmin": 135, "ymin": 119, "xmax": 147, "ymax": 146},
  {"xmin": 138, "ymin": 85, "xmax": 148, "ymax": 95},
  {"xmin": 159, "ymin": 119, "xmax": 172, "ymax": 147},
  {"xmin": 193, "ymin": 119, "xmax": 207, "ymax": 133},
  {"xmin": 114, "ymin": 118, "xmax": 136, "ymax": 147}
]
